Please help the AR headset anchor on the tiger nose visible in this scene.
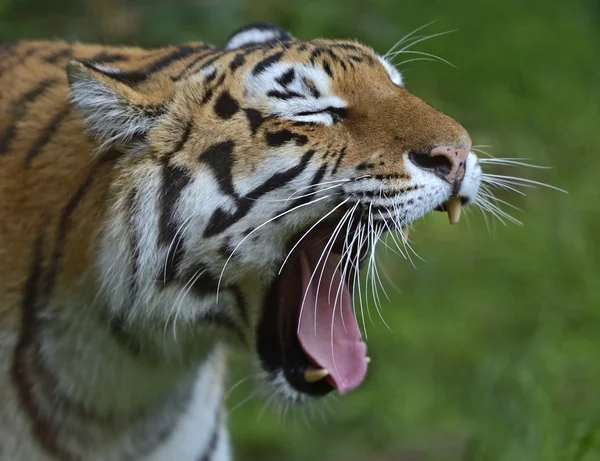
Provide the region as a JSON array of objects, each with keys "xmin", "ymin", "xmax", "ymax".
[{"xmin": 409, "ymin": 142, "xmax": 471, "ymax": 184}]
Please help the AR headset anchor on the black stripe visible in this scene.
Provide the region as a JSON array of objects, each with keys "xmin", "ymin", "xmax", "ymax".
[
  {"xmin": 266, "ymin": 130, "xmax": 308, "ymax": 147},
  {"xmin": 247, "ymin": 149, "xmax": 316, "ymax": 200},
  {"xmin": 356, "ymin": 161, "xmax": 375, "ymax": 171},
  {"xmin": 0, "ymin": 78, "xmax": 58, "ymax": 155},
  {"xmin": 309, "ymin": 47, "xmax": 326, "ymax": 63},
  {"xmin": 42, "ymin": 149, "xmax": 122, "ymax": 305},
  {"xmin": 24, "ymin": 106, "xmax": 71, "ymax": 166},
  {"xmin": 135, "ymin": 45, "xmax": 200, "ymax": 78},
  {"xmin": 203, "ymin": 149, "xmax": 317, "ymax": 237},
  {"xmin": 127, "ymin": 188, "xmax": 141, "ymax": 304},
  {"xmin": 243, "ymin": 108, "xmax": 263, "ymax": 136},
  {"xmin": 331, "ymin": 146, "xmax": 346, "ymax": 175},
  {"xmin": 44, "ymin": 47, "xmax": 72, "ymax": 64},
  {"xmin": 279, "ymin": 162, "xmax": 329, "ymax": 216},
  {"xmin": 197, "ymin": 411, "xmax": 221, "ymax": 461},
  {"xmin": 214, "ymin": 91, "xmax": 239, "ymax": 120},
  {"xmin": 326, "ymin": 49, "xmax": 339, "ymax": 63},
  {"xmin": 229, "ymin": 53, "xmax": 246, "ymax": 72},
  {"xmin": 158, "ymin": 162, "xmax": 193, "ymax": 246},
  {"xmin": 11, "ymin": 232, "xmax": 71, "ymax": 460},
  {"xmin": 275, "ymin": 68, "xmax": 295, "ymax": 87},
  {"xmin": 158, "ymin": 162, "xmax": 192, "ymax": 284},
  {"xmin": 322, "ymin": 60, "xmax": 333, "ymax": 78},
  {"xmin": 17, "ymin": 233, "xmax": 45, "ymax": 347},
  {"xmin": 252, "ymin": 51, "xmax": 284, "ymax": 76},
  {"xmin": 295, "ymin": 107, "xmax": 347, "ymax": 123},
  {"xmin": 201, "ymin": 73, "xmax": 226, "ymax": 104},
  {"xmin": 200, "ymin": 313, "xmax": 244, "ymax": 345},
  {"xmin": 373, "ymin": 173, "xmax": 409, "ymax": 180},
  {"xmin": 171, "ymin": 48, "xmax": 221, "ymax": 82},
  {"xmin": 352, "ymin": 185, "xmax": 418, "ymax": 199},
  {"xmin": 198, "ymin": 141, "xmax": 238, "ymax": 198},
  {"xmin": 183, "ymin": 264, "xmax": 220, "ymax": 297},
  {"xmin": 332, "ymin": 43, "xmax": 362, "ymax": 52},
  {"xmin": 266, "ymin": 90, "xmax": 303, "ymax": 100},
  {"xmin": 158, "ymin": 124, "xmax": 193, "ymax": 283},
  {"xmin": 96, "ymin": 45, "xmax": 208, "ymax": 86},
  {"xmin": 90, "ymin": 51, "xmax": 129, "ymax": 63}
]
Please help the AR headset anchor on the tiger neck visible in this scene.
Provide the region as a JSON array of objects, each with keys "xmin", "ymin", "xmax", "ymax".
[
  {"xmin": 17, "ymin": 276, "xmax": 226, "ymax": 420},
  {"xmin": 13, "ymin": 281, "xmax": 229, "ymax": 455}
]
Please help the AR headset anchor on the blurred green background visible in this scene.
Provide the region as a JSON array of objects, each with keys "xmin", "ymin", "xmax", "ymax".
[{"xmin": 1, "ymin": 0, "xmax": 598, "ymax": 459}]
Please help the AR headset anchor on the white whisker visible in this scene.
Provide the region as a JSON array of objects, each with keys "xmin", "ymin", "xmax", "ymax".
[
  {"xmin": 217, "ymin": 194, "xmax": 333, "ymax": 302},
  {"xmin": 482, "ymin": 173, "xmax": 568, "ymax": 193},
  {"xmin": 278, "ymin": 199, "xmax": 350, "ymax": 275},
  {"xmin": 383, "ymin": 21, "xmax": 439, "ymax": 58}
]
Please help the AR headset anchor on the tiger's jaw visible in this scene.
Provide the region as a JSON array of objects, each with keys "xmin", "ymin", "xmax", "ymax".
[{"xmin": 253, "ymin": 151, "xmax": 482, "ymax": 404}]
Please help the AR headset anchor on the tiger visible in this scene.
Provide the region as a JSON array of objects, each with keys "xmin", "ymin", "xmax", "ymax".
[{"xmin": 0, "ymin": 21, "xmax": 482, "ymax": 461}]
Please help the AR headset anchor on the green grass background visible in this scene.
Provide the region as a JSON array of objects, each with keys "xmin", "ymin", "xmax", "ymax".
[{"xmin": 1, "ymin": 0, "xmax": 598, "ymax": 459}]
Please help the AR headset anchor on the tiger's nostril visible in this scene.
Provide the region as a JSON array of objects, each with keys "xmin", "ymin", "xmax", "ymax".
[
  {"xmin": 408, "ymin": 143, "xmax": 470, "ymax": 184},
  {"xmin": 408, "ymin": 151, "xmax": 452, "ymax": 177}
]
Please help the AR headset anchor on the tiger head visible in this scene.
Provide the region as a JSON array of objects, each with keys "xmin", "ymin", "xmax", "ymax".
[{"xmin": 68, "ymin": 23, "xmax": 482, "ymax": 404}]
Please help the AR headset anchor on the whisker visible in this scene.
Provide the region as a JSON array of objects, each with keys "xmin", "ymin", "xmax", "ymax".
[
  {"xmin": 302, "ymin": 202, "xmax": 352, "ymax": 335},
  {"xmin": 479, "ymin": 158, "xmax": 552, "ymax": 170},
  {"xmin": 479, "ymin": 190, "xmax": 523, "ymax": 212},
  {"xmin": 229, "ymin": 393, "xmax": 256, "ymax": 414},
  {"xmin": 394, "ymin": 29, "xmax": 458, "ymax": 56},
  {"xmin": 471, "ymin": 146, "xmax": 496, "ymax": 158},
  {"xmin": 226, "ymin": 375, "xmax": 252, "ymax": 398},
  {"xmin": 353, "ymin": 222, "xmax": 368, "ymax": 339},
  {"xmin": 396, "ymin": 57, "xmax": 439, "ymax": 67},
  {"xmin": 481, "ymin": 177, "xmax": 528, "ymax": 196},
  {"xmin": 278, "ymin": 199, "xmax": 350, "ymax": 275},
  {"xmin": 388, "ymin": 49, "xmax": 456, "ymax": 68},
  {"xmin": 162, "ymin": 215, "xmax": 194, "ymax": 285},
  {"xmin": 217, "ymin": 194, "xmax": 333, "ymax": 302},
  {"xmin": 383, "ymin": 21, "xmax": 439, "ymax": 57},
  {"xmin": 482, "ymin": 174, "xmax": 568, "ymax": 193}
]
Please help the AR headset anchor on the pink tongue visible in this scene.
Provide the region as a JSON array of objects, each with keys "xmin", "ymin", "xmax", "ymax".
[{"xmin": 296, "ymin": 242, "xmax": 368, "ymax": 395}]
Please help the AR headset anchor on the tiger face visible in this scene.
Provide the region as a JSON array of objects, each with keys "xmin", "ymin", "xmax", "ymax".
[{"xmin": 69, "ymin": 23, "xmax": 482, "ymax": 404}]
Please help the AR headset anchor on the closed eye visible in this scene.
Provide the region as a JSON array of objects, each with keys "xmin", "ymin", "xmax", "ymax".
[{"xmin": 294, "ymin": 106, "xmax": 348, "ymax": 124}]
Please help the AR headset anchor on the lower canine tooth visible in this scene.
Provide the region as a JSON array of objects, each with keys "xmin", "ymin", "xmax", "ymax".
[
  {"xmin": 304, "ymin": 367, "xmax": 329, "ymax": 383},
  {"xmin": 446, "ymin": 196, "xmax": 462, "ymax": 224}
]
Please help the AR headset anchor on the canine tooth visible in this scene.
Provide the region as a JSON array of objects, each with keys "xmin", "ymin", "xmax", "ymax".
[
  {"xmin": 446, "ymin": 196, "xmax": 462, "ymax": 224},
  {"xmin": 304, "ymin": 367, "xmax": 329, "ymax": 383}
]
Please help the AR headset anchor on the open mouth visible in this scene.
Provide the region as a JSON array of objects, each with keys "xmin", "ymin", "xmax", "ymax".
[{"xmin": 256, "ymin": 196, "xmax": 463, "ymax": 398}]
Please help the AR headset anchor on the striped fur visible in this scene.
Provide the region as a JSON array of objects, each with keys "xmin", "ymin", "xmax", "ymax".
[{"xmin": 0, "ymin": 22, "xmax": 478, "ymax": 460}]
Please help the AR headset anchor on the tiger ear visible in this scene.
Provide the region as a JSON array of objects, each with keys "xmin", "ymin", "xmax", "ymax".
[
  {"xmin": 225, "ymin": 22, "xmax": 295, "ymax": 50},
  {"xmin": 67, "ymin": 60, "xmax": 173, "ymax": 149}
]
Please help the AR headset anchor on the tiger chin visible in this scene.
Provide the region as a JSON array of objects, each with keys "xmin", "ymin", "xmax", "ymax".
[{"xmin": 0, "ymin": 22, "xmax": 482, "ymax": 461}]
